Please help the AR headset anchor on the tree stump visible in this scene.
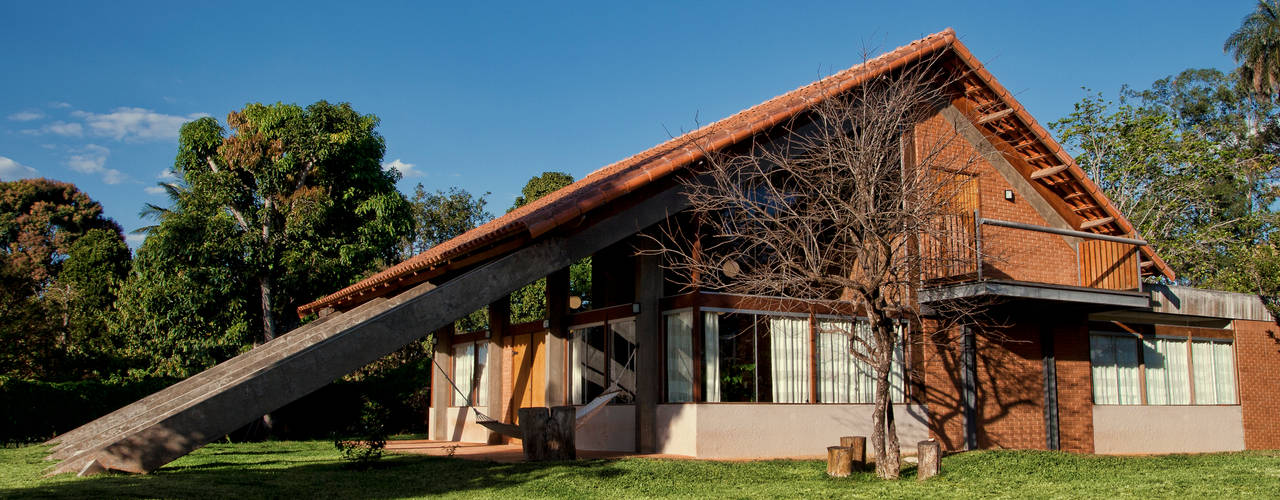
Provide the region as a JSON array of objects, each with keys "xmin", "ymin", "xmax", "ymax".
[
  {"xmin": 917, "ymin": 439, "xmax": 941, "ymax": 481},
  {"xmin": 840, "ymin": 436, "xmax": 867, "ymax": 471},
  {"xmin": 547, "ymin": 406, "xmax": 577, "ymax": 460},
  {"xmin": 518, "ymin": 407, "xmax": 550, "ymax": 461},
  {"xmin": 827, "ymin": 446, "xmax": 853, "ymax": 477}
]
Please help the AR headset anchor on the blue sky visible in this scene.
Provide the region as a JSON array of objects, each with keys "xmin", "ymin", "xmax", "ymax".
[{"xmin": 0, "ymin": 1, "xmax": 1252, "ymax": 249}]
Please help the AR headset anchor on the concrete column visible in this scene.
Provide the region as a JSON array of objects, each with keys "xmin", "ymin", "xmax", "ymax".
[
  {"xmin": 546, "ymin": 268, "xmax": 570, "ymax": 406},
  {"xmin": 487, "ymin": 297, "xmax": 510, "ymax": 444},
  {"xmin": 634, "ymin": 237, "xmax": 662, "ymax": 453},
  {"xmin": 430, "ymin": 323, "xmax": 455, "ymax": 441}
]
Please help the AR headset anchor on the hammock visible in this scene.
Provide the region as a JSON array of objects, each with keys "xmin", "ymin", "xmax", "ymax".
[{"xmin": 431, "ymin": 348, "xmax": 635, "ymax": 440}]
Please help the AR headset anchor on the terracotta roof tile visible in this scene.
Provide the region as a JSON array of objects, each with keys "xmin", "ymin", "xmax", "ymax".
[{"xmin": 298, "ymin": 28, "xmax": 1171, "ymax": 316}]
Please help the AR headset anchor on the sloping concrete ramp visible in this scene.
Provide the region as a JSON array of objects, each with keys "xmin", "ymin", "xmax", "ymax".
[{"xmin": 44, "ymin": 187, "xmax": 684, "ymax": 476}]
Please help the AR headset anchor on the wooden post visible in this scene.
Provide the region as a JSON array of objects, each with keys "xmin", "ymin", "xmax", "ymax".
[
  {"xmin": 547, "ymin": 406, "xmax": 577, "ymax": 460},
  {"xmin": 827, "ymin": 446, "xmax": 853, "ymax": 477},
  {"xmin": 840, "ymin": 436, "xmax": 867, "ymax": 471},
  {"xmin": 917, "ymin": 439, "xmax": 941, "ymax": 481},
  {"xmin": 518, "ymin": 407, "xmax": 550, "ymax": 461}
]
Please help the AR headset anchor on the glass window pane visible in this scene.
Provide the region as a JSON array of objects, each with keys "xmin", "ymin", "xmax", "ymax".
[
  {"xmin": 766, "ymin": 316, "xmax": 810, "ymax": 403},
  {"xmin": 610, "ymin": 320, "xmax": 637, "ymax": 404},
  {"xmin": 816, "ymin": 321, "xmax": 853, "ymax": 403},
  {"xmin": 1192, "ymin": 341, "xmax": 1217, "ymax": 404},
  {"xmin": 453, "ymin": 343, "xmax": 475, "ymax": 407},
  {"xmin": 665, "ymin": 312, "xmax": 694, "ymax": 402},
  {"xmin": 572, "ymin": 325, "xmax": 607, "ymax": 405},
  {"xmin": 1142, "ymin": 339, "xmax": 1168, "ymax": 405},
  {"xmin": 474, "ymin": 342, "xmax": 489, "ymax": 407},
  {"xmin": 1165, "ymin": 339, "xmax": 1191, "ymax": 405},
  {"xmin": 1114, "ymin": 337, "xmax": 1141, "ymax": 405},
  {"xmin": 1089, "ymin": 335, "xmax": 1118, "ymax": 405},
  {"xmin": 703, "ymin": 312, "xmax": 721, "ymax": 403},
  {"xmin": 1213, "ymin": 342, "xmax": 1236, "ymax": 405},
  {"xmin": 713, "ymin": 312, "xmax": 758, "ymax": 402}
]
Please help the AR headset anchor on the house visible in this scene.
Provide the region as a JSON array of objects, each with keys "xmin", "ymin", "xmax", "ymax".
[
  {"xmin": 293, "ymin": 28, "xmax": 1279, "ymax": 458},
  {"xmin": 49, "ymin": 29, "xmax": 1279, "ymax": 475}
]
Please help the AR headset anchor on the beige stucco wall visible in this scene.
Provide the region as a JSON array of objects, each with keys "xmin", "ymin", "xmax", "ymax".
[
  {"xmin": 440, "ymin": 407, "xmax": 495, "ymax": 444},
  {"xmin": 1093, "ymin": 405, "xmax": 1245, "ymax": 454},
  {"xmin": 576, "ymin": 405, "xmax": 636, "ymax": 452},
  {"xmin": 654, "ymin": 403, "xmax": 929, "ymax": 459}
]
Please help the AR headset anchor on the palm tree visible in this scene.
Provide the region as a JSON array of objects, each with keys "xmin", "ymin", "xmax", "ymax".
[{"xmin": 1225, "ymin": 0, "xmax": 1280, "ymax": 101}]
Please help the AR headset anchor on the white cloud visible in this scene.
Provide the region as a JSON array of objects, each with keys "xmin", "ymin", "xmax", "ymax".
[
  {"xmin": 8, "ymin": 110, "xmax": 44, "ymax": 121},
  {"xmin": 73, "ymin": 107, "xmax": 208, "ymax": 141},
  {"xmin": 49, "ymin": 101, "xmax": 71, "ymax": 109},
  {"xmin": 144, "ymin": 185, "xmax": 167, "ymax": 195},
  {"xmin": 66, "ymin": 145, "xmax": 125, "ymax": 184},
  {"xmin": 383, "ymin": 158, "xmax": 422, "ymax": 178},
  {"xmin": 22, "ymin": 120, "xmax": 83, "ymax": 137},
  {"xmin": 157, "ymin": 168, "xmax": 178, "ymax": 181},
  {"xmin": 0, "ymin": 155, "xmax": 39, "ymax": 180}
]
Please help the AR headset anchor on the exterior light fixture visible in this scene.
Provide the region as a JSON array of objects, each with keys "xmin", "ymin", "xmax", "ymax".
[{"xmin": 1004, "ymin": 189, "xmax": 1015, "ymax": 202}]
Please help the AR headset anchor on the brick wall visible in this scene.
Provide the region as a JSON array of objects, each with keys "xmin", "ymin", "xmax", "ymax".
[
  {"xmin": 915, "ymin": 111, "xmax": 1079, "ymax": 287},
  {"xmin": 1233, "ymin": 318, "xmax": 1280, "ymax": 449},
  {"xmin": 1052, "ymin": 320, "xmax": 1094, "ymax": 453},
  {"xmin": 972, "ymin": 320, "xmax": 1047, "ymax": 450}
]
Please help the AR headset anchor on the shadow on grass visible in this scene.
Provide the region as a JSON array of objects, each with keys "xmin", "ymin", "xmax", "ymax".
[{"xmin": 3, "ymin": 454, "xmax": 641, "ymax": 500}]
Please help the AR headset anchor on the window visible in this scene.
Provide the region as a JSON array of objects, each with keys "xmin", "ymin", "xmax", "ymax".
[
  {"xmin": 1090, "ymin": 335, "xmax": 1141, "ymax": 405},
  {"xmin": 666, "ymin": 308, "xmax": 910, "ymax": 404},
  {"xmin": 1143, "ymin": 337, "xmax": 1190, "ymax": 405},
  {"xmin": 1089, "ymin": 333, "xmax": 1236, "ymax": 406},
  {"xmin": 665, "ymin": 311, "xmax": 695, "ymax": 402},
  {"xmin": 1192, "ymin": 340, "xmax": 1236, "ymax": 404},
  {"xmin": 452, "ymin": 341, "xmax": 489, "ymax": 407},
  {"xmin": 571, "ymin": 319, "xmax": 637, "ymax": 405},
  {"xmin": 816, "ymin": 320, "xmax": 906, "ymax": 404}
]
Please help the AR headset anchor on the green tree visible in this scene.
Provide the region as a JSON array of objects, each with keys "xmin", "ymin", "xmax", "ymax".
[
  {"xmin": 507, "ymin": 172, "xmax": 591, "ymax": 323},
  {"xmin": 1225, "ymin": 0, "xmax": 1280, "ymax": 100},
  {"xmin": 402, "ymin": 184, "xmax": 492, "ymax": 258},
  {"xmin": 170, "ymin": 101, "xmax": 413, "ymax": 342},
  {"xmin": 1052, "ymin": 73, "xmax": 1278, "ymax": 300},
  {"xmin": 0, "ymin": 179, "xmax": 130, "ymax": 378}
]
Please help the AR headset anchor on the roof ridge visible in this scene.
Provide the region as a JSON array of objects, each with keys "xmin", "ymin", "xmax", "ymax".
[{"xmin": 298, "ymin": 29, "xmax": 962, "ymax": 315}]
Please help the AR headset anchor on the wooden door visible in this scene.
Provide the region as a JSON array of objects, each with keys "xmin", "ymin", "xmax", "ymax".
[{"xmin": 508, "ymin": 331, "xmax": 547, "ymax": 424}]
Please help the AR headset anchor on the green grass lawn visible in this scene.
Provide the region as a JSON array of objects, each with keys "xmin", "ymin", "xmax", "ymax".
[{"xmin": 2, "ymin": 440, "xmax": 1278, "ymax": 499}]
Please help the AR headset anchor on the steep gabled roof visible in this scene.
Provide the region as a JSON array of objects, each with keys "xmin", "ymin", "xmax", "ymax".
[{"xmin": 298, "ymin": 28, "xmax": 1173, "ymax": 317}]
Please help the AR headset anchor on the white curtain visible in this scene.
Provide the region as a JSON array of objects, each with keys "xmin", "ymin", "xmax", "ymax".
[
  {"xmin": 1212, "ymin": 341, "xmax": 1237, "ymax": 404},
  {"xmin": 453, "ymin": 343, "xmax": 475, "ymax": 407},
  {"xmin": 1143, "ymin": 338, "xmax": 1190, "ymax": 405},
  {"xmin": 1191, "ymin": 340, "xmax": 1237, "ymax": 405},
  {"xmin": 474, "ymin": 342, "xmax": 489, "ymax": 407},
  {"xmin": 1114, "ymin": 337, "xmax": 1141, "ymax": 405},
  {"xmin": 1192, "ymin": 341, "xmax": 1217, "ymax": 404},
  {"xmin": 1090, "ymin": 335, "xmax": 1140, "ymax": 405},
  {"xmin": 1090, "ymin": 336, "xmax": 1118, "ymax": 405},
  {"xmin": 817, "ymin": 320, "xmax": 904, "ymax": 404},
  {"xmin": 769, "ymin": 317, "xmax": 811, "ymax": 403},
  {"xmin": 665, "ymin": 312, "xmax": 694, "ymax": 402},
  {"xmin": 817, "ymin": 321, "xmax": 853, "ymax": 403},
  {"xmin": 703, "ymin": 312, "xmax": 721, "ymax": 403},
  {"xmin": 571, "ymin": 329, "xmax": 584, "ymax": 404}
]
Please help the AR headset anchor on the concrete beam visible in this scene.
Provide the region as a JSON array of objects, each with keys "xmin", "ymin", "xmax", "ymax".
[{"xmin": 69, "ymin": 185, "xmax": 689, "ymax": 474}]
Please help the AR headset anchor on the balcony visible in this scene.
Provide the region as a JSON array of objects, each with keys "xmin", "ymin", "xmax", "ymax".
[{"xmin": 918, "ymin": 212, "xmax": 1151, "ymax": 309}]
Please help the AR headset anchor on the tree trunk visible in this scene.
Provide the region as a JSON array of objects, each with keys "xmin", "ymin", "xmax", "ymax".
[
  {"xmin": 872, "ymin": 321, "xmax": 901, "ymax": 479},
  {"xmin": 259, "ymin": 276, "xmax": 277, "ymax": 342}
]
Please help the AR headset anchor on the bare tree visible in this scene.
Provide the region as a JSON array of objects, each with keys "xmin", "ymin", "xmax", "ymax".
[{"xmin": 653, "ymin": 56, "xmax": 986, "ymax": 479}]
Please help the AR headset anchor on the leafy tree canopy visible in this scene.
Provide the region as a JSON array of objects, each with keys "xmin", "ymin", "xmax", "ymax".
[{"xmin": 0, "ymin": 179, "xmax": 130, "ymax": 379}]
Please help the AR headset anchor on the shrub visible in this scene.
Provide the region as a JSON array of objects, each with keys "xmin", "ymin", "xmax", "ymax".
[{"xmin": 334, "ymin": 398, "xmax": 389, "ymax": 469}]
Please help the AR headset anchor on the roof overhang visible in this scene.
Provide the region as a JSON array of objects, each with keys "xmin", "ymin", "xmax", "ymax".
[{"xmin": 919, "ymin": 280, "xmax": 1152, "ymax": 309}]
